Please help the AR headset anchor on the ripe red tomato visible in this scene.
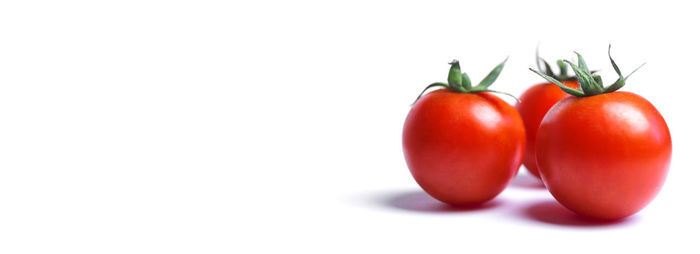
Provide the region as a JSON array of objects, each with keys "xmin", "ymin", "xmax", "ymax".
[
  {"xmin": 516, "ymin": 80, "xmax": 578, "ymax": 178},
  {"xmin": 403, "ymin": 89, "xmax": 525, "ymax": 205},
  {"xmin": 536, "ymin": 92, "xmax": 671, "ymax": 219},
  {"xmin": 530, "ymin": 46, "xmax": 671, "ymax": 219}
]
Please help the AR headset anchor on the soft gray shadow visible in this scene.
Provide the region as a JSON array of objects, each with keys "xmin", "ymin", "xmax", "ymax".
[
  {"xmin": 509, "ymin": 172, "xmax": 546, "ymax": 189},
  {"xmin": 378, "ymin": 190, "xmax": 502, "ymax": 213},
  {"xmin": 521, "ymin": 200, "xmax": 639, "ymax": 227}
]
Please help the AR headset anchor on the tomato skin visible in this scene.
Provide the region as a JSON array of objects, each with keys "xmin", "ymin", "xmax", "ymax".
[
  {"xmin": 536, "ymin": 91, "xmax": 672, "ymax": 220},
  {"xmin": 403, "ymin": 89, "xmax": 526, "ymax": 205},
  {"xmin": 515, "ymin": 80, "xmax": 578, "ymax": 179}
]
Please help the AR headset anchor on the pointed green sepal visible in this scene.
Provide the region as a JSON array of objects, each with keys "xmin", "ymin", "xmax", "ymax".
[
  {"xmin": 625, "ymin": 63, "xmax": 646, "ymax": 80},
  {"xmin": 608, "ymin": 45, "xmax": 623, "ymax": 77},
  {"xmin": 529, "ymin": 68, "xmax": 585, "ymax": 96},
  {"xmin": 411, "ymin": 82, "xmax": 448, "ymax": 105},
  {"xmin": 480, "ymin": 89, "xmax": 521, "ymax": 103},
  {"xmin": 543, "ymin": 61, "xmax": 555, "ymax": 77},
  {"xmin": 474, "ymin": 57, "xmax": 508, "ymax": 90},
  {"xmin": 536, "ymin": 46, "xmax": 555, "ymax": 76},
  {"xmin": 603, "ymin": 77, "xmax": 626, "ymax": 93},
  {"xmin": 556, "ymin": 60, "xmax": 568, "ymax": 78},
  {"xmin": 461, "ymin": 72, "xmax": 472, "ymax": 89},
  {"xmin": 564, "ymin": 60, "xmax": 603, "ymax": 95},
  {"xmin": 602, "ymin": 45, "xmax": 646, "ymax": 93},
  {"xmin": 535, "ymin": 46, "xmax": 577, "ymax": 82},
  {"xmin": 574, "ymin": 51, "xmax": 590, "ymax": 73}
]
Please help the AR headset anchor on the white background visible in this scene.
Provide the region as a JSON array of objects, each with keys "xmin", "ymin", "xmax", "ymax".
[{"xmin": 1, "ymin": 0, "xmax": 698, "ymax": 253}]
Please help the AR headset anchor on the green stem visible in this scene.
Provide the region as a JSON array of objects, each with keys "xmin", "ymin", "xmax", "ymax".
[
  {"xmin": 530, "ymin": 45, "xmax": 645, "ymax": 97},
  {"xmin": 412, "ymin": 59, "xmax": 518, "ymax": 105}
]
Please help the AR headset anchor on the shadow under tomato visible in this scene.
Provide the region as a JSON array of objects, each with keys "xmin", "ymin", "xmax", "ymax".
[
  {"xmin": 522, "ymin": 200, "xmax": 638, "ymax": 227},
  {"xmin": 509, "ymin": 172, "xmax": 546, "ymax": 190},
  {"xmin": 380, "ymin": 190, "xmax": 502, "ymax": 213}
]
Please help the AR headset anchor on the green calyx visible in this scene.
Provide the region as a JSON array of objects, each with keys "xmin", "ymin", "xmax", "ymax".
[
  {"xmin": 529, "ymin": 45, "xmax": 646, "ymax": 97},
  {"xmin": 412, "ymin": 58, "xmax": 518, "ymax": 105},
  {"xmin": 536, "ymin": 46, "xmax": 577, "ymax": 82}
]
